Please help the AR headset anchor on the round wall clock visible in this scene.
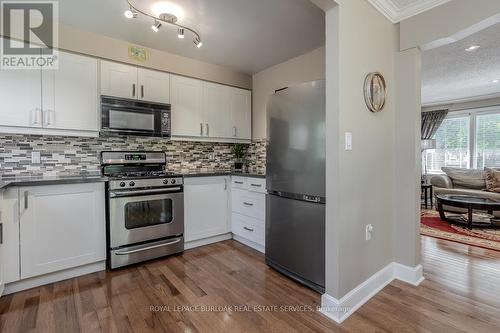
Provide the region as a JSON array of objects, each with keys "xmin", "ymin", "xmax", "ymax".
[{"xmin": 363, "ymin": 72, "xmax": 387, "ymax": 113}]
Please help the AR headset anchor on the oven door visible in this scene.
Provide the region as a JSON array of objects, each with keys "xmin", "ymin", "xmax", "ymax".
[{"xmin": 109, "ymin": 188, "xmax": 184, "ymax": 248}]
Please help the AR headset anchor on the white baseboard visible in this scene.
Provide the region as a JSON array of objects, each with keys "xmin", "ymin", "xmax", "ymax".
[
  {"xmin": 232, "ymin": 234, "xmax": 265, "ymax": 253},
  {"xmin": 320, "ymin": 262, "xmax": 424, "ymax": 324},
  {"xmin": 184, "ymin": 233, "xmax": 232, "ymax": 250},
  {"xmin": 4, "ymin": 261, "xmax": 105, "ymax": 295}
]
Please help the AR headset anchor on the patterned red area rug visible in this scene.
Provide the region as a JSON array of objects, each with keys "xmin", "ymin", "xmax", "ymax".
[{"xmin": 421, "ymin": 209, "xmax": 500, "ymax": 251}]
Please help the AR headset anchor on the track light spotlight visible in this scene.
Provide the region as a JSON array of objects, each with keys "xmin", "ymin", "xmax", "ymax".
[
  {"xmin": 178, "ymin": 28, "xmax": 185, "ymax": 39},
  {"xmin": 151, "ymin": 20, "xmax": 162, "ymax": 32}
]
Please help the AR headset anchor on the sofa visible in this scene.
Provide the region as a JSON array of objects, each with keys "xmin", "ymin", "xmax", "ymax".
[{"xmin": 431, "ymin": 167, "xmax": 500, "ymax": 217}]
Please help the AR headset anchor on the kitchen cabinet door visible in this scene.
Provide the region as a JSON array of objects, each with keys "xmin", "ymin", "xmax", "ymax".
[
  {"xmin": 19, "ymin": 183, "xmax": 106, "ymax": 279},
  {"xmin": 0, "ymin": 188, "xmax": 21, "ymax": 285},
  {"xmin": 0, "ymin": 38, "xmax": 42, "ymax": 128},
  {"xmin": 184, "ymin": 177, "xmax": 230, "ymax": 242},
  {"xmin": 138, "ymin": 68, "xmax": 170, "ymax": 104},
  {"xmin": 203, "ymin": 82, "xmax": 231, "ymax": 138},
  {"xmin": 170, "ymin": 75, "xmax": 204, "ymax": 137},
  {"xmin": 42, "ymin": 51, "xmax": 99, "ymax": 131},
  {"xmin": 229, "ymin": 87, "xmax": 252, "ymax": 140},
  {"xmin": 100, "ymin": 60, "xmax": 138, "ymax": 99}
]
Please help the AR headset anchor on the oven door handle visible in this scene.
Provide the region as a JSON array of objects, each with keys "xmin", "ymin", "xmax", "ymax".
[
  {"xmin": 110, "ymin": 187, "xmax": 182, "ymax": 198},
  {"xmin": 115, "ymin": 238, "xmax": 182, "ymax": 255}
]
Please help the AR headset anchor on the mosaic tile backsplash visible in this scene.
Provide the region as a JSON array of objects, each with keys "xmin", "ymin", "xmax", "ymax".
[{"xmin": 0, "ymin": 134, "xmax": 266, "ymax": 179}]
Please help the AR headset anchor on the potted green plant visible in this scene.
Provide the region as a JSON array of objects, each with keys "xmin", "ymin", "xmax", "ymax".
[{"xmin": 232, "ymin": 143, "xmax": 247, "ymax": 171}]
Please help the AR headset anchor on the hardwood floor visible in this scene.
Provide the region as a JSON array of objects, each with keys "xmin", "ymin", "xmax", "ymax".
[{"xmin": 1, "ymin": 237, "xmax": 500, "ymax": 332}]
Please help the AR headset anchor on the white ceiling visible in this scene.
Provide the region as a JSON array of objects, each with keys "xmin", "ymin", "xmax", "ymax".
[
  {"xmin": 422, "ymin": 22, "xmax": 500, "ymax": 106},
  {"xmin": 367, "ymin": 0, "xmax": 451, "ymax": 22},
  {"xmin": 58, "ymin": 0, "xmax": 325, "ymax": 75}
]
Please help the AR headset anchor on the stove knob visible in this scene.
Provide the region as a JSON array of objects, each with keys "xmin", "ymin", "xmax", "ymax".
[
  {"xmin": 129, "ymin": 181, "xmax": 135, "ymax": 187},
  {"xmin": 171, "ymin": 179, "xmax": 176, "ymax": 184},
  {"xmin": 163, "ymin": 179, "xmax": 169, "ymax": 184},
  {"xmin": 119, "ymin": 182, "xmax": 126, "ymax": 187}
]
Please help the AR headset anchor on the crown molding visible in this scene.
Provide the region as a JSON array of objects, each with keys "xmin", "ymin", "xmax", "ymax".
[{"xmin": 367, "ymin": 0, "xmax": 452, "ymax": 23}]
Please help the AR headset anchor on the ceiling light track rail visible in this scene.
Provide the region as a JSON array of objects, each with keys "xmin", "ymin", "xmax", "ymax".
[{"xmin": 125, "ymin": 0, "xmax": 202, "ymax": 48}]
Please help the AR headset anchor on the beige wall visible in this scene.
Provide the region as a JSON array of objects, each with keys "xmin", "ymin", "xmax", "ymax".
[
  {"xmin": 325, "ymin": 0, "xmax": 398, "ymax": 298},
  {"xmin": 2, "ymin": 24, "xmax": 252, "ymax": 89},
  {"xmin": 251, "ymin": 47, "xmax": 325, "ymax": 139}
]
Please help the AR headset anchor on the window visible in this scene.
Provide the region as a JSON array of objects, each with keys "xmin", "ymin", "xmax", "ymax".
[
  {"xmin": 475, "ymin": 113, "xmax": 500, "ymax": 168},
  {"xmin": 425, "ymin": 107, "xmax": 500, "ymax": 173}
]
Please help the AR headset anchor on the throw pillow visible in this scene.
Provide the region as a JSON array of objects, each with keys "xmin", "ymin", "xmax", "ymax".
[
  {"xmin": 441, "ymin": 167, "xmax": 486, "ymax": 190},
  {"xmin": 484, "ymin": 168, "xmax": 500, "ymax": 193}
]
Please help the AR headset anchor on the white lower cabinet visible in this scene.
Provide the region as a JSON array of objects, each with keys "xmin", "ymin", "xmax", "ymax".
[
  {"xmin": 184, "ymin": 176, "xmax": 230, "ymax": 243},
  {"xmin": 231, "ymin": 177, "xmax": 266, "ymax": 253},
  {"xmin": 19, "ymin": 183, "xmax": 106, "ymax": 279}
]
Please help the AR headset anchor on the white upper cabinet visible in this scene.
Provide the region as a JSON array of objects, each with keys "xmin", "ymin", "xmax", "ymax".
[
  {"xmin": 100, "ymin": 60, "xmax": 138, "ymax": 99},
  {"xmin": 42, "ymin": 52, "xmax": 99, "ymax": 131},
  {"xmin": 171, "ymin": 74, "xmax": 252, "ymax": 141},
  {"xmin": 171, "ymin": 74, "xmax": 204, "ymax": 137},
  {"xmin": 229, "ymin": 87, "xmax": 252, "ymax": 140},
  {"xmin": 0, "ymin": 38, "xmax": 42, "ymax": 128},
  {"xmin": 100, "ymin": 60, "xmax": 170, "ymax": 104},
  {"xmin": 203, "ymin": 82, "xmax": 231, "ymax": 138},
  {"xmin": 138, "ymin": 68, "xmax": 170, "ymax": 104}
]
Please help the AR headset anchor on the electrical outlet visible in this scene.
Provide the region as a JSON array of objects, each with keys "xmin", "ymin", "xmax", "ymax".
[
  {"xmin": 208, "ymin": 153, "xmax": 215, "ymax": 161},
  {"xmin": 365, "ymin": 224, "xmax": 373, "ymax": 241},
  {"xmin": 31, "ymin": 151, "xmax": 41, "ymax": 164}
]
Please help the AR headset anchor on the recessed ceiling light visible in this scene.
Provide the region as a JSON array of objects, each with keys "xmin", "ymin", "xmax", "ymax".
[
  {"xmin": 465, "ymin": 45, "xmax": 480, "ymax": 52},
  {"xmin": 151, "ymin": 2, "xmax": 184, "ymax": 20}
]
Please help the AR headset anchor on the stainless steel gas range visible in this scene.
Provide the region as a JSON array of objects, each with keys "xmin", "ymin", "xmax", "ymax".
[{"xmin": 101, "ymin": 151, "xmax": 184, "ymax": 269}]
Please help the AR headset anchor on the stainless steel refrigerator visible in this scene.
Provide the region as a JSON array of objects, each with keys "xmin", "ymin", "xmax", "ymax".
[{"xmin": 265, "ymin": 80, "xmax": 325, "ymax": 293}]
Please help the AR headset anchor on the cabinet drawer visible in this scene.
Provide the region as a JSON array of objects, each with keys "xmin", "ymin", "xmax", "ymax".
[
  {"xmin": 246, "ymin": 177, "xmax": 266, "ymax": 193},
  {"xmin": 231, "ymin": 213, "xmax": 264, "ymax": 246},
  {"xmin": 231, "ymin": 176, "xmax": 246, "ymax": 189},
  {"xmin": 232, "ymin": 189, "xmax": 265, "ymax": 220}
]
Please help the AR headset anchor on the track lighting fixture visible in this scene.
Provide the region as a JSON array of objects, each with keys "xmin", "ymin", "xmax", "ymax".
[
  {"xmin": 177, "ymin": 28, "xmax": 185, "ymax": 39},
  {"xmin": 124, "ymin": 6, "xmax": 137, "ymax": 19},
  {"xmin": 151, "ymin": 20, "xmax": 162, "ymax": 32},
  {"xmin": 124, "ymin": 0, "xmax": 203, "ymax": 48}
]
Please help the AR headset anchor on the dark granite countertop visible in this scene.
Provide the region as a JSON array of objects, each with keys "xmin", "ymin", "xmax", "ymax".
[
  {"xmin": 0, "ymin": 174, "xmax": 108, "ymax": 189},
  {"xmin": 182, "ymin": 171, "xmax": 266, "ymax": 179},
  {"xmin": 0, "ymin": 171, "xmax": 265, "ymax": 189}
]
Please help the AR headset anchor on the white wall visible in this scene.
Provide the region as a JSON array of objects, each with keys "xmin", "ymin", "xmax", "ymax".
[
  {"xmin": 252, "ymin": 47, "xmax": 325, "ymax": 139},
  {"xmin": 400, "ymin": 0, "xmax": 500, "ymax": 50},
  {"xmin": 325, "ymin": 0, "xmax": 398, "ymax": 298}
]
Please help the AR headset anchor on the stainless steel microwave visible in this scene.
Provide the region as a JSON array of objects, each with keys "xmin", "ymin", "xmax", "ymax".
[{"xmin": 100, "ymin": 96, "xmax": 171, "ymax": 138}]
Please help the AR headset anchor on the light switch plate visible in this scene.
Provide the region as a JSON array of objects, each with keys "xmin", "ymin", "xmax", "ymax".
[
  {"xmin": 345, "ymin": 132, "xmax": 353, "ymax": 151},
  {"xmin": 31, "ymin": 151, "xmax": 41, "ymax": 164}
]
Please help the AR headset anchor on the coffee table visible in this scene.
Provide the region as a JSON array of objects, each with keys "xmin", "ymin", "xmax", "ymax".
[{"xmin": 436, "ymin": 195, "xmax": 500, "ymax": 230}]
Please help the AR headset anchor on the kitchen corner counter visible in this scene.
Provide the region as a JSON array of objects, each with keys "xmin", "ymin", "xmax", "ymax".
[
  {"xmin": 182, "ymin": 171, "xmax": 266, "ymax": 179},
  {"xmin": 0, "ymin": 175, "xmax": 108, "ymax": 189}
]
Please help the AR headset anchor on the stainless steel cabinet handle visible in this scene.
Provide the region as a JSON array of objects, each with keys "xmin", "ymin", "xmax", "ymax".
[
  {"xmin": 233, "ymin": 126, "xmax": 237, "ymax": 137},
  {"xmin": 206, "ymin": 123, "xmax": 209, "ymax": 136},
  {"xmin": 234, "ymin": 181, "xmax": 244, "ymax": 184},
  {"xmin": 141, "ymin": 85, "xmax": 144, "ymax": 98},
  {"xmin": 132, "ymin": 84, "xmax": 136, "ymax": 97},
  {"xmin": 243, "ymin": 202, "xmax": 254, "ymax": 206},
  {"xmin": 224, "ymin": 178, "xmax": 227, "ymax": 190},
  {"xmin": 24, "ymin": 191, "xmax": 29, "ymax": 209},
  {"xmin": 200, "ymin": 123, "xmax": 203, "ymax": 136},
  {"xmin": 32, "ymin": 108, "xmax": 41, "ymax": 125},
  {"xmin": 0, "ymin": 223, "xmax": 3, "ymax": 244},
  {"xmin": 243, "ymin": 226, "xmax": 254, "ymax": 232},
  {"xmin": 250, "ymin": 183, "xmax": 262, "ymax": 187},
  {"xmin": 115, "ymin": 238, "xmax": 181, "ymax": 255}
]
